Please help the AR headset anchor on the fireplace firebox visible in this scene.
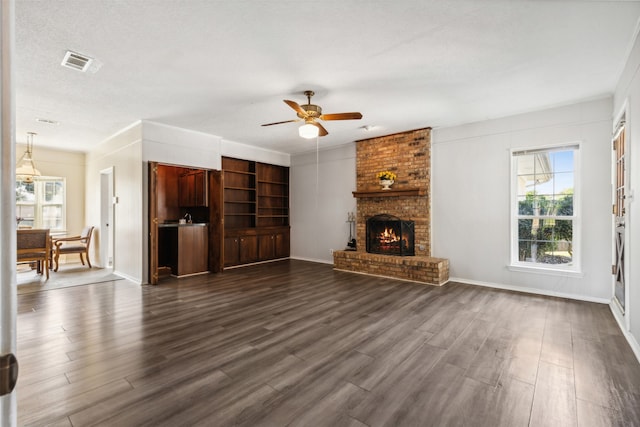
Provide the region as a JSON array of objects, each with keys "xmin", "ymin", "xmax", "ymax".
[{"xmin": 366, "ymin": 214, "xmax": 415, "ymax": 256}]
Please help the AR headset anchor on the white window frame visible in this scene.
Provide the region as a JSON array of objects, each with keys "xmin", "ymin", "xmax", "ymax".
[
  {"xmin": 509, "ymin": 143, "xmax": 582, "ymax": 276},
  {"xmin": 16, "ymin": 176, "xmax": 67, "ymax": 232}
]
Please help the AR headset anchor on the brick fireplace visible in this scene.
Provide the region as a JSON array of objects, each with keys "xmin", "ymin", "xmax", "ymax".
[{"xmin": 333, "ymin": 127, "xmax": 449, "ymax": 285}]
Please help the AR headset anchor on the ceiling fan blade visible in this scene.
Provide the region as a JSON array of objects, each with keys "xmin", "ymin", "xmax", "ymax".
[
  {"xmin": 319, "ymin": 112, "xmax": 363, "ymax": 121},
  {"xmin": 261, "ymin": 119, "xmax": 300, "ymax": 127},
  {"xmin": 312, "ymin": 121, "xmax": 329, "ymax": 137},
  {"xmin": 284, "ymin": 100, "xmax": 308, "ymax": 117}
]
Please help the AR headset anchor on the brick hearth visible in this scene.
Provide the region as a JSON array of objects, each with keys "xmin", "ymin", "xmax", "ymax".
[{"xmin": 333, "ymin": 127, "xmax": 449, "ymax": 286}]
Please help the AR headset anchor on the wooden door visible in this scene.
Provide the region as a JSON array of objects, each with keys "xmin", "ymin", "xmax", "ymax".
[
  {"xmin": 239, "ymin": 235, "xmax": 258, "ymax": 264},
  {"xmin": 275, "ymin": 231, "xmax": 290, "ymax": 258},
  {"xmin": 149, "ymin": 162, "xmax": 160, "ymax": 285},
  {"xmin": 178, "ymin": 172, "xmax": 194, "ymax": 207},
  {"xmin": 258, "ymin": 234, "xmax": 275, "ymax": 260},
  {"xmin": 194, "ymin": 170, "xmax": 208, "ymax": 206},
  {"xmin": 224, "ymin": 236, "xmax": 240, "ymax": 266},
  {"xmin": 178, "ymin": 226, "xmax": 208, "ymax": 275},
  {"xmin": 613, "ymin": 124, "xmax": 626, "ymax": 311},
  {"xmin": 208, "ymin": 170, "xmax": 223, "ymax": 272}
]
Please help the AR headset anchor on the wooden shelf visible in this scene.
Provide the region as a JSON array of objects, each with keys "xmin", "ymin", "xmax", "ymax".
[
  {"xmin": 222, "ymin": 157, "xmax": 290, "ymax": 266},
  {"xmin": 352, "ymin": 187, "xmax": 425, "ymax": 198}
]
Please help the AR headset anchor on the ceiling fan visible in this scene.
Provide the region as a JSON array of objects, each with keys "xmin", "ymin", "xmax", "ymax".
[{"xmin": 262, "ymin": 90, "xmax": 362, "ymax": 138}]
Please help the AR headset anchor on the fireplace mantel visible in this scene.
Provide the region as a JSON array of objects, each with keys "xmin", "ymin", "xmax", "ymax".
[{"xmin": 352, "ymin": 187, "xmax": 425, "ymax": 198}]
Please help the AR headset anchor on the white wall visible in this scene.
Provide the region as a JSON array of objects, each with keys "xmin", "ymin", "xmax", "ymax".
[
  {"xmin": 432, "ymin": 98, "xmax": 613, "ymax": 302},
  {"xmin": 141, "ymin": 121, "xmax": 223, "ymax": 169},
  {"xmin": 86, "ymin": 122, "xmax": 144, "ymax": 283},
  {"xmin": 16, "ymin": 144, "xmax": 85, "ymax": 236},
  {"xmin": 613, "ymin": 26, "xmax": 640, "ymax": 359},
  {"xmin": 290, "ymin": 143, "xmax": 357, "ymax": 263}
]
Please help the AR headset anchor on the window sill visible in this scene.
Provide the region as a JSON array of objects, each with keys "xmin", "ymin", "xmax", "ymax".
[{"xmin": 507, "ymin": 264, "xmax": 584, "ymax": 278}]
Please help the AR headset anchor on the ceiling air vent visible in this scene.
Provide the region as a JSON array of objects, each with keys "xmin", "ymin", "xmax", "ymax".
[{"xmin": 61, "ymin": 50, "xmax": 93, "ymax": 72}]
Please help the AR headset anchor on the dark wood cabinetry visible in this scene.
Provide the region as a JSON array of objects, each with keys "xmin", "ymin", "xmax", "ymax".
[
  {"xmin": 222, "ymin": 157, "xmax": 290, "ymax": 268},
  {"xmin": 224, "ymin": 233, "xmax": 258, "ymax": 267},
  {"xmin": 258, "ymin": 229, "xmax": 290, "ymax": 260},
  {"xmin": 222, "ymin": 158, "xmax": 256, "ymax": 228},
  {"xmin": 179, "ymin": 170, "xmax": 207, "ymax": 207},
  {"xmin": 160, "ymin": 225, "xmax": 209, "ymax": 276},
  {"xmin": 257, "ymin": 163, "xmax": 289, "ymax": 228}
]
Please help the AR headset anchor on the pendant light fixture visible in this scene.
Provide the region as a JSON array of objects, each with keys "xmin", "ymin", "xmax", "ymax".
[{"xmin": 16, "ymin": 132, "xmax": 41, "ymax": 183}]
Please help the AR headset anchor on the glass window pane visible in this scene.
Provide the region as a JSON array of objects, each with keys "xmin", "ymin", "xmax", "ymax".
[
  {"xmin": 16, "ymin": 205, "xmax": 34, "ymax": 220},
  {"xmin": 551, "ymin": 150, "xmax": 574, "ymax": 173},
  {"xmin": 518, "ymin": 219, "xmax": 533, "ymax": 241},
  {"xmin": 555, "ymin": 193, "xmax": 573, "ymax": 216},
  {"xmin": 518, "ymin": 195, "xmax": 534, "ymax": 215},
  {"xmin": 16, "ymin": 181, "xmax": 35, "ymax": 202},
  {"xmin": 532, "ymin": 195, "xmax": 553, "ymax": 216},
  {"xmin": 44, "ymin": 181, "xmax": 64, "ymax": 203},
  {"xmin": 517, "ymin": 174, "xmax": 536, "ymax": 196},
  {"xmin": 42, "ymin": 205, "xmax": 62, "ymax": 229},
  {"xmin": 15, "ymin": 177, "xmax": 65, "ymax": 230}
]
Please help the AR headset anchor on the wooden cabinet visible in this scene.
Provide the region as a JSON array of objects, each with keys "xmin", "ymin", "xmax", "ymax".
[
  {"xmin": 258, "ymin": 229, "xmax": 290, "ymax": 260},
  {"xmin": 178, "ymin": 225, "xmax": 208, "ymax": 275},
  {"xmin": 161, "ymin": 225, "xmax": 209, "ymax": 276},
  {"xmin": 225, "ymin": 229, "xmax": 289, "ymax": 267},
  {"xmin": 179, "ymin": 170, "xmax": 208, "ymax": 207},
  {"xmin": 224, "ymin": 233, "xmax": 257, "ymax": 267},
  {"xmin": 222, "ymin": 157, "xmax": 290, "ymax": 268}
]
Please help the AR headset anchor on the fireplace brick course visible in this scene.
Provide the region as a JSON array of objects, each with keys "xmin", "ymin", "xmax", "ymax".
[{"xmin": 333, "ymin": 127, "xmax": 449, "ymax": 285}]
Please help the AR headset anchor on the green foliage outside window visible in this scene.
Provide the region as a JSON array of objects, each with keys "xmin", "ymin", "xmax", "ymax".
[{"xmin": 518, "ymin": 189, "xmax": 573, "ymax": 265}]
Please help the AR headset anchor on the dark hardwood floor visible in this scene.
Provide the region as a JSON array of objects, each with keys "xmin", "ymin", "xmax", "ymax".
[{"xmin": 16, "ymin": 260, "xmax": 640, "ymax": 426}]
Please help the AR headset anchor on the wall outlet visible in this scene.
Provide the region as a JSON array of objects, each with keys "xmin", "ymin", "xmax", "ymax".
[{"xmin": 419, "ymin": 244, "xmax": 426, "ymax": 250}]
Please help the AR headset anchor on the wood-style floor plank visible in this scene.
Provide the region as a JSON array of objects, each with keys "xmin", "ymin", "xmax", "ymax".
[{"xmin": 16, "ymin": 259, "xmax": 640, "ymax": 426}]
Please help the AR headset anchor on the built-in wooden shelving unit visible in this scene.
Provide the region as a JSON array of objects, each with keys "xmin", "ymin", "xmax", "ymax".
[{"xmin": 222, "ymin": 157, "xmax": 290, "ymax": 267}]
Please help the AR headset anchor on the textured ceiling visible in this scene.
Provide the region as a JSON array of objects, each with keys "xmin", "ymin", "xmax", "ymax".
[{"xmin": 15, "ymin": 0, "xmax": 640, "ymax": 154}]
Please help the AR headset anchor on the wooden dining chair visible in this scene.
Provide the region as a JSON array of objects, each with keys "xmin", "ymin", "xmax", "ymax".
[
  {"xmin": 17, "ymin": 229, "xmax": 51, "ymax": 279},
  {"xmin": 52, "ymin": 226, "xmax": 94, "ymax": 272}
]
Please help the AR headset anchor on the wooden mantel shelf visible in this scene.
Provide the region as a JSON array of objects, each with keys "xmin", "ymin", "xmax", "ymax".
[{"xmin": 352, "ymin": 187, "xmax": 425, "ymax": 198}]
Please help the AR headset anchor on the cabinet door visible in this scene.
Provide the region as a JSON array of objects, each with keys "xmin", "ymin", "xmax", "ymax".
[
  {"xmin": 239, "ymin": 235, "xmax": 258, "ymax": 263},
  {"xmin": 194, "ymin": 171, "xmax": 208, "ymax": 207},
  {"xmin": 224, "ymin": 236, "xmax": 240, "ymax": 266},
  {"xmin": 274, "ymin": 232, "xmax": 290, "ymax": 258},
  {"xmin": 178, "ymin": 173, "xmax": 195, "ymax": 207},
  {"xmin": 258, "ymin": 234, "xmax": 275, "ymax": 260},
  {"xmin": 178, "ymin": 226, "xmax": 208, "ymax": 275}
]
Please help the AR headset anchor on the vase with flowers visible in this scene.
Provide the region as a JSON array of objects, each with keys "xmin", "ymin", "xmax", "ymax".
[{"xmin": 376, "ymin": 170, "xmax": 397, "ymax": 190}]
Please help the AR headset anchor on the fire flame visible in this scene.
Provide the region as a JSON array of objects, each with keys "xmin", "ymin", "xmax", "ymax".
[{"xmin": 378, "ymin": 227, "xmax": 400, "ymax": 244}]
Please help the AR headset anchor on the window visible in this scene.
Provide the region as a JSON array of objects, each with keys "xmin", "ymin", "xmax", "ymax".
[
  {"xmin": 511, "ymin": 144, "xmax": 580, "ymax": 273},
  {"xmin": 16, "ymin": 177, "xmax": 66, "ymax": 231}
]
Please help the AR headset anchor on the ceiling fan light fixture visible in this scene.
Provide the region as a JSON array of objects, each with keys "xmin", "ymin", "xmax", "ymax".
[{"xmin": 299, "ymin": 123, "xmax": 319, "ymax": 139}]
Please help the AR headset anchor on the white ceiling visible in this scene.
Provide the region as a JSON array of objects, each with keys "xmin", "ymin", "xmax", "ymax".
[{"xmin": 15, "ymin": 0, "xmax": 640, "ymax": 155}]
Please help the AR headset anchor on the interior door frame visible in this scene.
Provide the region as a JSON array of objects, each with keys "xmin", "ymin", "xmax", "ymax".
[
  {"xmin": 611, "ymin": 106, "xmax": 630, "ymax": 325},
  {"xmin": 148, "ymin": 162, "xmax": 159, "ymax": 285},
  {"xmin": 100, "ymin": 167, "xmax": 114, "ymax": 269}
]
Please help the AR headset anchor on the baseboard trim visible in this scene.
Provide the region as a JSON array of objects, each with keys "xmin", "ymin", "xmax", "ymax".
[
  {"xmin": 113, "ymin": 270, "xmax": 141, "ymax": 285},
  {"xmin": 223, "ymin": 258, "xmax": 290, "ymax": 270},
  {"xmin": 609, "ymin": 302, "xmax": 640, "ymax": 364},
  {"xmin": 450, "ymin": 276, "xmax": 610, "ymax": 304},
  {"xmin": 289, "ymin": 256, "xmax": 334, "ymax": 265}
]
